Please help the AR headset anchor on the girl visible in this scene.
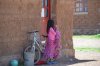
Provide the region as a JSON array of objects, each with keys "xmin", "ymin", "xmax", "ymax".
[{"xmin": 43, "ymin": 20, "xmax": 62, "ymax": 64}]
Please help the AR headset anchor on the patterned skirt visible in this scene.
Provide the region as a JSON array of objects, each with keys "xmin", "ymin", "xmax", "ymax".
[{"xmin": 43, "ymin": 38, "xmax": 61, "ymax": 60}]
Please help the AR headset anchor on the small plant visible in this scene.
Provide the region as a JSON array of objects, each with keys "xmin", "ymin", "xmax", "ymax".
[{"xmin": 19, "ymin": 62, "xmax": 24, "ymax": 66}]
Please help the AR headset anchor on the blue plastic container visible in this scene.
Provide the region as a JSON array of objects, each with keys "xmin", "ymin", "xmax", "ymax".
[{"xmin": 10, "ymin": 59, "xmax": 18, "ymax": 66}]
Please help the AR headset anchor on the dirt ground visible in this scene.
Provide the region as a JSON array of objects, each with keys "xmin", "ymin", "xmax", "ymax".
[{"xmin": 73, "ymin": 39, "xmax": 100, "ymax": 48}]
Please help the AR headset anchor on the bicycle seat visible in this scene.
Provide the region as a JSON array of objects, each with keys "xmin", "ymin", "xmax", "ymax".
[{"xmin": 27, "ymin": 31, "xmax": 39, "ymax": 34}]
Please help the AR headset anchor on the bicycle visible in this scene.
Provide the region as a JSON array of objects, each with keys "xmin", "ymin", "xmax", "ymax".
[{"xmin": 24, "ymin": 30, "xmax": 46, "ymax": 64}]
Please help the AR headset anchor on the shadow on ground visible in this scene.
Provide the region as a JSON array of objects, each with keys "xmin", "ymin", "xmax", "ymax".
[
  {"xmin": 36, "ymin": 57, "xmax": 97, "ymax": 66},
  {"xmin": 60, "ymin": 57, "xmax": 96, "ymax": 65}
]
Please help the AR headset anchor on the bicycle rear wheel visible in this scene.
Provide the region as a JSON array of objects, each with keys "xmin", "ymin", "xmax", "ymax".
[{"xmin": 24, "ymin": 45, "xmax": 41, "ymax": 64}]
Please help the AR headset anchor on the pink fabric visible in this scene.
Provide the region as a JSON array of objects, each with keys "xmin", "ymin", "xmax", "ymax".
[
  {"xmin": 43, "ymin": 27, "xmax": 62, "ymax": 60},
  {"xmin": 48, "ymin": 28, "xmax": 56, "ymax": 40},
  {"xmin": 54, "ymin": 29, "xmax": 61, "ymax": 58}
]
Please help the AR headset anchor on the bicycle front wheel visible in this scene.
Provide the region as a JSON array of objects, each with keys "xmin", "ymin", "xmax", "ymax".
[{"xmin": 24, "ymin": 45, "xmax": 41, "ymax": 64}]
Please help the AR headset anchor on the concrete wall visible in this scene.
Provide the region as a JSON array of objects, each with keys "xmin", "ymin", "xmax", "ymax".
[{"xmin": 73, "ymin": 0, "xmax": 100, "ymax": 35}]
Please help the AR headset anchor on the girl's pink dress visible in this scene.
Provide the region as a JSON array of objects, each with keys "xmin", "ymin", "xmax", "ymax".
[{"xmin": 43, "ymin": 27, "xmax": 61, "ymax": 60}]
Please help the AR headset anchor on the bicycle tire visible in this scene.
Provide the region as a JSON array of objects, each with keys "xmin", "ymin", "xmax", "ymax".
[{"xmin": 24, "ymin": 45, "xmax": 41, "ymax": 64}]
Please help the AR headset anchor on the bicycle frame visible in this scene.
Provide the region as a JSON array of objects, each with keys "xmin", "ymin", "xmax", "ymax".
[
  {"xmin": 32, "ymin": 32, "xmax": 44, "ymax": 52},
  {"xmin": 25, "ymin": 31, "xmax": 46, "ymax": 64}
]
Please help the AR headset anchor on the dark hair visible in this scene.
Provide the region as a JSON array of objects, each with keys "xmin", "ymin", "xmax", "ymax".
[{"xmin": 47, "ymin": 20, "xmax": 55, "ymax": 33}]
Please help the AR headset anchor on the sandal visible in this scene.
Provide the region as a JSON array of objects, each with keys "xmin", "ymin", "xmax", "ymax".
[
  {"xmin": 51, "ymin": 61, "xmax": 58, "ymax": 64},
  {"xmin": 47, "ymin": 61, "xmax": 53, "ymax": 65}
]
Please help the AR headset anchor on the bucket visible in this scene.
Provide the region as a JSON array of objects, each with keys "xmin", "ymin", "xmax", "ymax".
[{"xmin": 24, "ymin": 52, "xmax": 35, "ymax": 66}]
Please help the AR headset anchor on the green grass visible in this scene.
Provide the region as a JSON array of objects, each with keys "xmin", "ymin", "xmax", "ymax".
[
  {"xmin": 73, "ymin": 34, "xmax": 100, "ymax": 39},
  {"xmin": 74, "ymin": 47, "xmax": 100, "ymax": 52}
]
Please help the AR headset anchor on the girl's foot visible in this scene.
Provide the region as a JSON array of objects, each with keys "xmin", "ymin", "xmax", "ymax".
[
  {"xmin": 47, "ymin": 60, "xmax": 58, "ymax": 64},
  {"xmin": 47, "ymin": 61, "xmax": 53, "ymax": 65},
  {"xmin": 51, "ymin": 61, "xmax": 58, "ymax": 64}
]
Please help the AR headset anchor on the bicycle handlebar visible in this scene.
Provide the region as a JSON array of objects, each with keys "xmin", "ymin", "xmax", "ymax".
[{"xmin": 27, "ymin": 31, "xmax": 48, "ymax": 38}]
